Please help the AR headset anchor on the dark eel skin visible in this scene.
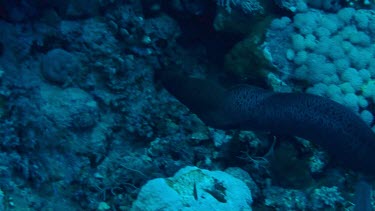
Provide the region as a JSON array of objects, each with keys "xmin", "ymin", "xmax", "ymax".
[{"xmin": 160, "ymin": 71, "xmax": 375, "ymax": 175}]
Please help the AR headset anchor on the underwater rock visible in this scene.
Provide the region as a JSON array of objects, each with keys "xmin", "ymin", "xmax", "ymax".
[
  {"xmin": 40, "ymin": 85, "xmax": 98, "ymax": 130},
  {"xmin": 41, "ymin": 48, "xmax": 81, "ymax": 85},
  {"xmin": 131, "ymin": 166, "xmax": 253, "ymax": 211}
]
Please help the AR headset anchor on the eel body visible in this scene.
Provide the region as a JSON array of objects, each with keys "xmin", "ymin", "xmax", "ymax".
[{"xmin": 161, "ymin": 71, "xmax": 375, "ymax": 175}]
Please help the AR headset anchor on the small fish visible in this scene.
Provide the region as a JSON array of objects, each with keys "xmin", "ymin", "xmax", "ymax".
[{"xmin": 193, "ymin": 182, "xmax": 198, "ymax": 200}]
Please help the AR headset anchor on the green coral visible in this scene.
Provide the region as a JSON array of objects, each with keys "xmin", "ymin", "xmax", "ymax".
[{"xmin": 224, "ymin": 33, "xmax": 275, "ymax": 81}]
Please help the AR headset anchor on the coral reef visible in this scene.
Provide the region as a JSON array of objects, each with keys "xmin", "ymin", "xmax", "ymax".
[{"xmin": 0, "ymin": 0, "xmax": 373, "ymax": 210}]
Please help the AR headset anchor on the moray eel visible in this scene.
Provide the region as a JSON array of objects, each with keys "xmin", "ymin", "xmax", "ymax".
[{"xmin": 160, "ymin": 71, "xmax": 375, "ymax": 175}]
